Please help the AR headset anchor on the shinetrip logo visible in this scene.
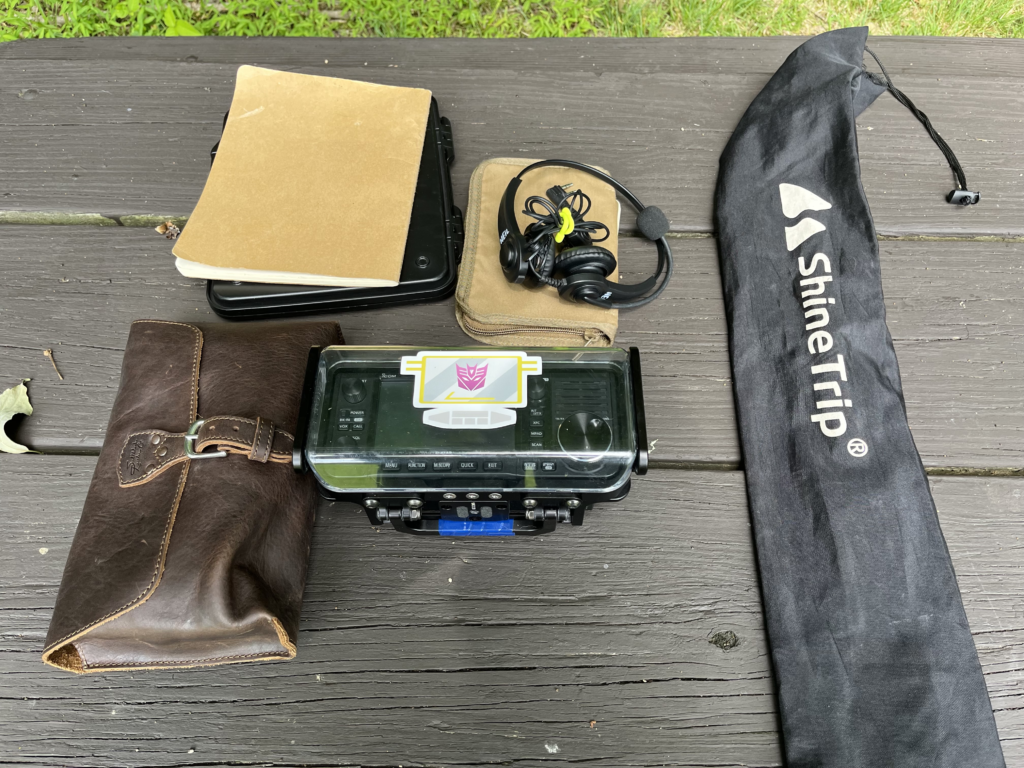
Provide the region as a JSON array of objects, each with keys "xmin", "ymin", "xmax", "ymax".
[{"xmin": 779, "ymin": 182, "xmax": 862, "ymax": 450}]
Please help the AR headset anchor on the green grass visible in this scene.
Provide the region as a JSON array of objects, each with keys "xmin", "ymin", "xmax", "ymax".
[{"xmin": 2, "ymin": 0, "xmax": 1022, "ymax": 41}]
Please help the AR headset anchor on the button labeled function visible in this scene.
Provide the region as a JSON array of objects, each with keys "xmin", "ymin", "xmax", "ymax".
[{"xmin": 406, "ymin": 460, "xmax": 427, "ymax": 472}]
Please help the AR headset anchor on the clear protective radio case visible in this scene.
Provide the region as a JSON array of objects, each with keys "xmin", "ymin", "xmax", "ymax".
[{"xmin": 295, "ymin": 346, "xmax": 647, "ymax": 536}]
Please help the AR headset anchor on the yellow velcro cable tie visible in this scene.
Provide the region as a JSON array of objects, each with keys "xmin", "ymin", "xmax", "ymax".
[{"xmin": 554, "ymin": 207, "xmax": 575, "ymax": 244}]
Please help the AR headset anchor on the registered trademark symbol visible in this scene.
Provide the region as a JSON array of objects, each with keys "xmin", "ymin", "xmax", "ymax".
[{"xmin": 847, "ymin": 438, "xmax": 869, "ymax": 457}]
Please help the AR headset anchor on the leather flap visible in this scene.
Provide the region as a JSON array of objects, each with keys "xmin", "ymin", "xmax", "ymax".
[{"xmin": 43, "ymin": 320, "xmax": 202, "ymax": 668}]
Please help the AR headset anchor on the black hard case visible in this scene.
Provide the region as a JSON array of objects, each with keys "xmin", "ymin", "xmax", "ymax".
[{"xmin": 206, "ymin": 98, "xmax": 463, "ymax": 319}]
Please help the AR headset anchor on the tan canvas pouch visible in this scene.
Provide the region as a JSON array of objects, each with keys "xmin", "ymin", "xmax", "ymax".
[{"xmin": 456, "ymin": 158, "xmax": 619, "ymax": 347}]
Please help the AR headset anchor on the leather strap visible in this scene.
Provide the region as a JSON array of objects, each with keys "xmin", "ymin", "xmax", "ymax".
[{"xmin": 118, "ymin": 416, "xmax": 293, "ymax": 487}]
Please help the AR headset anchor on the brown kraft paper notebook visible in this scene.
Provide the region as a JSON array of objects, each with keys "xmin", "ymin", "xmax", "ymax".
[{"xmin": 173, "ymin": 66, "xmax": 432, "ymax": 287}]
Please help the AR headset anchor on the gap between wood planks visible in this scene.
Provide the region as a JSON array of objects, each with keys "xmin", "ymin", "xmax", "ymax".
[
  {"xmin": 1, "ymin": 213, "xmax": 1022, "ymax": 244},
  {"xmin": 21, "ymin": 446, "xmax": 1023, "ymax": 478}
]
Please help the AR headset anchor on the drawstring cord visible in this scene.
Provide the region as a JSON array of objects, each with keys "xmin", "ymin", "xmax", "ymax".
[{"xmin": 864, "ymin": 46, "xmax": 979, "ymax": 206}]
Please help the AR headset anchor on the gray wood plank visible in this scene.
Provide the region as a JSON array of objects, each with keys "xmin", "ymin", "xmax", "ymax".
[
  {"xmin": 1, "ymin": 456, "xmax": 1020, "ymax": 766},
  {"xmin": 2, "ymin": 36, "xmax": 1020, "ymax": 79},
  {"xmin": 1, "ymin": 227, "xmax": 1020, "ymax": 469},
  {"xmin": 0, "ymin": 40, "xmax": 1020, "ymax": 237}
]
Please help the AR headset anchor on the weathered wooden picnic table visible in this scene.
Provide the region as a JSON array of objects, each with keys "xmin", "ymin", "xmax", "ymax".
[{"xmin": 1, "ymin": 35, "xmax": 1021, "ymax": 767}]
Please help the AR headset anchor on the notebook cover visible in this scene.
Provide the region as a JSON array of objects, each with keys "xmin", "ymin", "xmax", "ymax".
[{"xmin": 173, "ymin": 66, "xmax": 432, "ymax": 286}]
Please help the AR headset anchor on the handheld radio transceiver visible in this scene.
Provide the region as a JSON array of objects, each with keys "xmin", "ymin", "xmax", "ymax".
[{"xmin": 294, "ymin": 346, "xmax": 647, "ymax": 536}]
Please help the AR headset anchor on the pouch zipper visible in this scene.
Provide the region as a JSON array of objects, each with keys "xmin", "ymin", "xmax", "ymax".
[{"xmin": 460, "ymin": 315, "xmax": 604, "ymax": 345}]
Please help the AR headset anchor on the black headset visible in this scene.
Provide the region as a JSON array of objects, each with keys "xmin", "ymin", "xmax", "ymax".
[{"xmin": 498, "ymin": 160, "xmax": 673, "ymax": 310}]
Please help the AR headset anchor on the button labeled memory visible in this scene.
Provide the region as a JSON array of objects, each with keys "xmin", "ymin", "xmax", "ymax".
[{"xmin": 432, "ymin": 460, "xmax": 453, "ymax": 472}]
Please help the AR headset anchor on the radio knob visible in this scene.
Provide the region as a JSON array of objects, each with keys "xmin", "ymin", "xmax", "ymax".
[
  {"xmin": 557, "ymin": 413, "xmax": 612, "ymax": 458},
  {"xmin": 341, "ymin": 378, "xmax": 367, "ymax": 404}
]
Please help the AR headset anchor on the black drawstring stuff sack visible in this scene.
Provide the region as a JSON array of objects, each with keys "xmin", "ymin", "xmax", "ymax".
[{"xmin": 714, "ymin": 27, "xmax": 1002, "ymax": 768}]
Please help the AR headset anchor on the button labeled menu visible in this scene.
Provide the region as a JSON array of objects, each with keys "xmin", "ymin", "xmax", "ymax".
[{"xmin": 382, "ymin": 459, "xmax": 401, "ymax": 472}]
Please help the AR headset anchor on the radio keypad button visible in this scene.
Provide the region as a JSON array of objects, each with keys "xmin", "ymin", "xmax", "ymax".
[
  {"xmin": 406, "ymin": 460, "xmax": 427, "ymax": 472},
  {"xmin": 483, "ymin": 460, "xmax": 503, "ymax": 472},
  {"xmin": 456, "ymin": 505, "xmax": 470, "ymax": 519},
  {"xmin": 541, "ymin": 461, "xmax": 557, "ymax": 472},
  {"xmin": 338, "ymin": 424, "xmax": 349, "ymax": 431},
  {"xmin": 523, "ymin": 461, "xmax": 538, "ymax": 472},
  {"xmin": 382, "ymin": 459, "xmax": 401, "ymax": 472},
  {"xmin": 458, "ymin": 461, "xmax": 478, "ymax": 472},
  {"xmin": 432, "ymin": 460, "xmax": 453, "ymax": 472}
]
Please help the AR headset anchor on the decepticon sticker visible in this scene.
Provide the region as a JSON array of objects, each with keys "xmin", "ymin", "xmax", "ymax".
[{"xmin": 399, "ymin": 350, "xmax": 543, "ymax": 429}]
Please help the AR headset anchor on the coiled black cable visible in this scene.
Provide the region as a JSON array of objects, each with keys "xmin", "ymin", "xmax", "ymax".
[{"xmin": 520, "ymin": 185, "xmax": 610, "ymax": 287}]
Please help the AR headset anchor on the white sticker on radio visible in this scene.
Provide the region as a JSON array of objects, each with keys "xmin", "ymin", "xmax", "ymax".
[{"xmin": 399, "ymin": 351, "xmax": 543, "ymax": 430}]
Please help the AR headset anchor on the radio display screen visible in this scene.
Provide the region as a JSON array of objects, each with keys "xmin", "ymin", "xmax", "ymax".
[{"xmin": 375, "ymin": 378, "xmax": 516, "ymax": 452}]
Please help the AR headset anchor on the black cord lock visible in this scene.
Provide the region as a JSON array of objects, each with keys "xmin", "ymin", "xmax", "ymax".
[{"xmin": 947, "ymin": 189, "xmax": 980, "ymax": 206}]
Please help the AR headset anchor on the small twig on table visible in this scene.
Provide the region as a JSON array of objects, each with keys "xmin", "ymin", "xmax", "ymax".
[{"xmin": 43, "ymin": 349, "xmax": 64, "ymax": 380}]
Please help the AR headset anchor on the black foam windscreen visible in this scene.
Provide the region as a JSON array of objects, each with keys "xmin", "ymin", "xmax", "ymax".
[{"xmin": 636, "ymin": 206, "xmax": 670, "ymax": 241}]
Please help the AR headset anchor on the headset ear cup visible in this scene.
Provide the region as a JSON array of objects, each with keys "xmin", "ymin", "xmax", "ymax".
[
  {"xmin": 553, "ymin": 246, "xmax": 617, "ymax": 278},
  {"xmin": 528, "ymin": 233, "xmax": 557, "ymax": 281}
]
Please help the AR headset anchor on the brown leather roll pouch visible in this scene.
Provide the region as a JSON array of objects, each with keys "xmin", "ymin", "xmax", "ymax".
[{"xmin": 43, "ymin": 319, "xmax": 340, "ymax": 673}]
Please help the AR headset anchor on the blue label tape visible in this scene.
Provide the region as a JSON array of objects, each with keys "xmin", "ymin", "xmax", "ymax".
[{"xmin": 438, "ymin": 519, "xmax": 514, "ymax": 537}]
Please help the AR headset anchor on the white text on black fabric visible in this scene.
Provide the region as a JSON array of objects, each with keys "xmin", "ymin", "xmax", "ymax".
[{"xmin": 779, "ymin": 183, "xmax": 851, "ymax": 438}]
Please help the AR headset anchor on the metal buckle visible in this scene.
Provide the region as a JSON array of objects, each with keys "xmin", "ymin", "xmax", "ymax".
[{"xmin": 184, "ymin": 419, "xmax": 227, "ymax": 459}]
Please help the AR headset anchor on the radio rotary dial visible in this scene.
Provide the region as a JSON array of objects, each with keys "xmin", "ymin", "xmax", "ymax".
[
  {"xmin": 557, "ymin": 412, "xmax": 612, "ymax": 460},
  {"xmin": 340, "ymin": 378, "xmax": 367, "ymax": 404}
]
